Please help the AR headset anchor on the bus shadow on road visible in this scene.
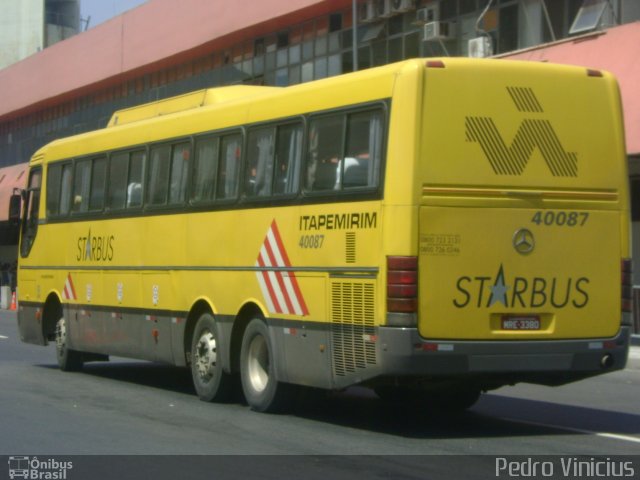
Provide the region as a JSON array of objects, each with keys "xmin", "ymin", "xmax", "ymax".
[
  {"xmin": 40, "ymin": 361, "xmax": 640, "ymax": 441},
  {"xmin": 40, "ymin": 360, "xmax": 197, "ymax": 396},
  {"xmin": 291, "ymin": 389, "xmax": 640, "ymax": 440}
]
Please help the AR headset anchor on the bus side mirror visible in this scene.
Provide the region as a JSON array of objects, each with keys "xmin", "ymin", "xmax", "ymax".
[{"xmin": 9, "ymin": 192, "xmax": 22, "ymax": 225}]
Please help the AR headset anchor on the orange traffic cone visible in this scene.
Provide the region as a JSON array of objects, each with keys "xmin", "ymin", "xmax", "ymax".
[{"xmin": 9, "ymin": 291, "xmax": 16, "ymax": 310}]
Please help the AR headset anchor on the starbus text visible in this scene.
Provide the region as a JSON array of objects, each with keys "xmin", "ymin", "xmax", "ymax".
[
  {"xmin": 76, "ymin": 230, "xmax": 115, "ymax": 262},
  {"xmin": 453, "ymin": 265, "xmax": 590, "ymax": 309}
]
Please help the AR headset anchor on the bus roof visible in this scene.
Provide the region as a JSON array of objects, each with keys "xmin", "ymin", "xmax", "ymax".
[
  {"xmin": 107, "ymin": 85, "xmax": 280, "ymax": 127},
  {"xmin": 30, "ymin": 58, "xmax": 619, "ymax": 165}
]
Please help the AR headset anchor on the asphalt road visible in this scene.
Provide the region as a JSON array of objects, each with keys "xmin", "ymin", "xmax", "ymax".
[{"xmin": 0, "ymin": 311, "xmax": 638, "ymax": 479}]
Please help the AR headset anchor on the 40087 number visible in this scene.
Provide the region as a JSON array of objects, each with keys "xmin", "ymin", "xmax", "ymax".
[
  {"xmin": 299, "ymin": 234, "xmax": 325, "ymax": 249},
  {"xmin": 531, "ymin": 211, "xmax": 589, "ymax": 227}
]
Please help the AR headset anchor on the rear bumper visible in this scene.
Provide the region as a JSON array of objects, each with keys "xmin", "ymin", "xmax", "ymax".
[{"xmin": 377, "ymin": 326, "xmax": 630, "ymax": 382}]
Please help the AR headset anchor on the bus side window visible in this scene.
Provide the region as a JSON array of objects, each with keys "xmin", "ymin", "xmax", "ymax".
[
  {"xmin": 72, "ymin": 159, "xmax": 91, "ymax": 212},
  {"xmin": 108, "ymin": 152, "xmax": 128, "ymax": 210},
  {"xmin": 148, "ymin": 145, "xmax": 171, "ymax": 206},
  {"xmin": 217, "ymin": 134, "xmax": 241, "ymax": 200},
  {"xmin": 305, "ymin": 115, "xmax": 345, "ymax": 192},
  {"xmin": 127, "ymin": 151, "xmax": 145, "ymax": 208},
  {"xmin": 273, "ymin": 123, "xmax": 302, "ymax": 196},
  {"xmin": 46, "ymin": 164, "xmax": 62, "ymax": 217},
  {"xmin": 169, "ymin": 142, "xmax": 190, "ymax": 205},
  {"xmin": 192, "ymin": 137, "xmax": 219, "ymax": 202},
  {"xmin": 342, "ymin": 110, "xmax": 383, "ymax": 189},
  {"xmin": 245, "ymin": 127, "xmax": 275, "ymax": 198},
  {"xmin": 59, "ymin": 164, "xmax": 73, "ymax": 215},
  {"xmin": 89, "ymin": 157, "xmax": 106, "ymax": 211}
]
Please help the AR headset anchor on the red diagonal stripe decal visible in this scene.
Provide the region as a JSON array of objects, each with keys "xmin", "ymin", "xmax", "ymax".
[
  {"xmin": 257, "ymin": 254, "xmax": 283, "ymax": 314},
  {"xmin": 270, "ymin": 221, "xmax": 309, "ymax": 315}
]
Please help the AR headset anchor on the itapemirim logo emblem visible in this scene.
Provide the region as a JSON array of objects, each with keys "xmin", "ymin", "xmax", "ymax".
[{"xmin": 465, "ymin": 87, "xmax": 578, "ymax": 177}]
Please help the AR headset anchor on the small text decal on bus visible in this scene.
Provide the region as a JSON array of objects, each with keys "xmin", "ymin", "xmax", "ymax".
[
  {"xmin": 76, "ymin": 228, "xmax": 115, "ymax": 262},
  {"xmin": 465, "ymin": 87, "xmax": 578, "ymax": 177},
  {"xmin": 453, "ymin": 264, "xmax": 590, "ymax": 309}
]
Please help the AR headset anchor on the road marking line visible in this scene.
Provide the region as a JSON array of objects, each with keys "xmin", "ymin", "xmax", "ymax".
[
  {"xmin": 0, "ymin": 335, "xmax": 7, "ymax": 339},
  {"xmin": 500, "ymin": 417, "xmax": 640, "ymax": 444}
]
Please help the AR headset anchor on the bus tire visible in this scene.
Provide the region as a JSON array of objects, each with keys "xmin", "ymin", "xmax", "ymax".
[
  {"xmin": 240, "ymin": 318, "xmax": 291, "ymax": 413},
  {"xmin": 190, "ymin": 313, "xmax": 235, "ymax": 402},
  {"xmin": 55, "ymin": 315, "xmax": 83, "ymax": 372}
]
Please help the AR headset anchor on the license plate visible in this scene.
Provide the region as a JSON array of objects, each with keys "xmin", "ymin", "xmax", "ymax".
[{"xmin": 501, "ymin": 316, "xmax": 541, "ymax": 331}]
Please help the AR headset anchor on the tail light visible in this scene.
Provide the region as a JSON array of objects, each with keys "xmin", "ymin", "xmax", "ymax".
[
  {"xmin": 387, "ymin": 256, "xmax": 417, "ymax": 313},
  {"xmin": 621, "ymin": 258, "xmax": 632, "ymax": 314}
]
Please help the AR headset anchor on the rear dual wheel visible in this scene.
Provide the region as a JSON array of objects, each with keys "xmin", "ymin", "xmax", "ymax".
[{"xmin": 240, "ymin": 318, "xmax": 292, "ymax": 413}]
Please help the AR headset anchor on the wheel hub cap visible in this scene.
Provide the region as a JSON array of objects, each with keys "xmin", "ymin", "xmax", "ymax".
[
  {"xmin": 247, "ymin": 335, "xmax": 269, "ymax": 393},
  {"xmin": 195, "ymin": 330, "xmax": 217, "ymax": 382},
  {"xmin": 55, "ymin": 318, "xmax": 67, "ymax": 355}
]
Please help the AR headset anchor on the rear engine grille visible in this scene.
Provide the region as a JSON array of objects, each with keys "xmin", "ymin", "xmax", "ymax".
[{"xmin": 331, "ymin": 281, "xmax": 376, "ymax": 377}]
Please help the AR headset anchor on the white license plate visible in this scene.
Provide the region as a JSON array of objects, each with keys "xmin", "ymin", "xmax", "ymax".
[{"xmin": 501, "ymin": 316, "xmax": 541, "ymax": 331}]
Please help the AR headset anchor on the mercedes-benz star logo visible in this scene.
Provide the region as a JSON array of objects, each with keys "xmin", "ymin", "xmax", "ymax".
[{"xmin": 512, "ymin": 228, "xmax": 535, "ymax": 255}]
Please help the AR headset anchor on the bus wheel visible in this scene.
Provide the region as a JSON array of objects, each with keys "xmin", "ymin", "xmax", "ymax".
[
  {"xmin": 190, "ymin": 313, "xmax": 234, "ymax": 402},
  {"xmin": 55, "ymin": 316, "xmax": 83, "ymax": 372},
  {"xmin": 240, "ymin": 318, "xmax": 291, "ymax": 413}
]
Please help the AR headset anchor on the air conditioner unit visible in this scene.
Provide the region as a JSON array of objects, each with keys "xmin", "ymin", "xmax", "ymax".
[
  {"xmin": 375, "ymin": 0, "xmax": 392, "ymax": 18},
  {"xmin": 390, "ymin": 0, "xmax": 415, "ymax": 14},
  {"xmin": 358, "ymin": 0, "xmax": 376, "ymax": 23},
  {"xmin": 468, "ymin": 36, "xmax": 492, "ymax": 58},
  {"xmin": 423, "ymin": 21, "xmax": 455, "ymax": 41},
  {"xmin": 416, "ymin": 4, "xmax": 439, "ymax": 24}
]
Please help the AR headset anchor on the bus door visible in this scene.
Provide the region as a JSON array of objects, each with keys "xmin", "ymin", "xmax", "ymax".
[{"xmin": 20, "ymin": 167, "xmax": 42, "ymax": 258}]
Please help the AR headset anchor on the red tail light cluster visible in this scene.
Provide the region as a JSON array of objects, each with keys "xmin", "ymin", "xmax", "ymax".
[
  {"xmin": 621, "ymin": 258, "xmax": 632, "ymax": 314},
  {"xmin": 387, "ymin": 256, "xmax": 418, "ymax": 313}
]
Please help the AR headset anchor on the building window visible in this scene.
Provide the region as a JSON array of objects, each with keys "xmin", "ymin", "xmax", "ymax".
[
  {"xmin": 631, "ymin": 177, "xmax": 640, "ymax": 222},
  {"xmin": 569, "ymin": 0, "xmax": 608, "ymax": 35},
  {"xmin": 498, "ymin": 4, "xmax": 519, "ymax": 53},
  {"xmin": 329, "ymin": 13, "xmax": 342, "ymax": 32}
]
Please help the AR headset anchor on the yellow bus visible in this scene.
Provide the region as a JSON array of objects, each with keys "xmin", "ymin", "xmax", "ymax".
[{"xmin": 14, "ymin": 58, "xmax": 632, "ymax": 412}]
